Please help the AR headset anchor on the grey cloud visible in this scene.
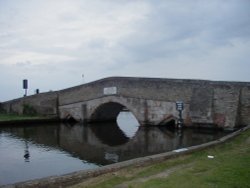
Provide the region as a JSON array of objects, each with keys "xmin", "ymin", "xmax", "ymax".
[
  {"xmin": 114, "ymin": 1, "xmax": 250, "ymax": 64},
  {"xmin": 15, "ymin": 61, "xmax": 32, "ymax": 67}
]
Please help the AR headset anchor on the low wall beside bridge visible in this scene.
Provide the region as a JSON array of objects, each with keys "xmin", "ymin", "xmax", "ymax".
[{"xmin": 1, "ymin": 77, "xmax": 250, "ymax": 130}]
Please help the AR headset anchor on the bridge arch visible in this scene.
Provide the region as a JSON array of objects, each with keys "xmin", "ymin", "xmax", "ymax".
[{"xmin": 88, "ymin": 101, "xmax": 140, "ymax": 124}]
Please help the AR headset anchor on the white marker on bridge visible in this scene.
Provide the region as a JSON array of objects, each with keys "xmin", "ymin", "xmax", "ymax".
[{"xmin": 103, "ymin": 87, "xmax": 117, "ymax": 95}]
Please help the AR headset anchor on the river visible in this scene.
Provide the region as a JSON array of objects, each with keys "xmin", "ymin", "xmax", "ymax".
[{"xmin": 0, "ymin": 112, "xmax": 227, "ymax": 185}]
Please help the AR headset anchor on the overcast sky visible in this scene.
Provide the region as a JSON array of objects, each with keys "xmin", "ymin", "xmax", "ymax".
[{"xmin": 0, "ymin": 0, "xmax": 250, "ymax": 101}]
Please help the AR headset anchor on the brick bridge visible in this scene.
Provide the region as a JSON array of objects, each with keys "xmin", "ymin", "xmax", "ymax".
[{"xmin": 1, "ymin": 77, "xmax": 250, "ymax": 130}]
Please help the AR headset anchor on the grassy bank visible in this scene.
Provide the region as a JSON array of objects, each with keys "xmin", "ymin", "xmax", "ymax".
[
  {"xmin": 0, "ymin": 113, "xmax": 45, "ymax": 122},
  {"xmin": 71, "ymin": 128, "xmax": 250, "ymax": 188}
]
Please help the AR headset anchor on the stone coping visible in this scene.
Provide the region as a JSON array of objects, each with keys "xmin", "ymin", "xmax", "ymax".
[{"xmin": 1, "ymin": 125, "xmax": 249, "ymax": 188}]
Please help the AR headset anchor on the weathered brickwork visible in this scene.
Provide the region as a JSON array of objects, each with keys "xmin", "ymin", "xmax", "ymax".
[
  {"xmin": 213, "ymin": 86, "xmax": 240, "ymax": 128},
  {"xmin": 189, "ymin": 86, "xmax": 214, "ymax": 124},
  {"xmin": 1, "ymin": 92, "xmax": 58, "ymax": 117},
  {"xmin": 240, "ymin": 87, "xmax": 250, "ymax": 125},
  {"xmin": 1, "ymin": 77, "xmax": 250, "ymax": 129}
]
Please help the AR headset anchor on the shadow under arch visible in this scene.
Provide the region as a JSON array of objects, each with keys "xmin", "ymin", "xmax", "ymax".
[
  {"xmin": 89, "ymin": 121, "xmax": 130, "ymax": 146},
  {"xmin": 89, "ymin": 101, "xmax": 140, "ymax": 125}
]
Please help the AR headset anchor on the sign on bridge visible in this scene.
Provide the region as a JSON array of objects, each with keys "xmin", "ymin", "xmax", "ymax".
[
  {"xmin": 176, "ymin": 101, "xmax": 184, "ymax": 111},
  {"xmin": 103, "ymin": 87, "xmax": 117, "ymax": 95}
]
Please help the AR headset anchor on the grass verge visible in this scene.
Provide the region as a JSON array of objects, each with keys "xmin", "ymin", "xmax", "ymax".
[
  {"xmin": 0, "ymin": 113, "xmax": 45, "ymax": 122},
  {"xmin": 71, "ymin": 128, "xmax": 250, "ymax": 188}
]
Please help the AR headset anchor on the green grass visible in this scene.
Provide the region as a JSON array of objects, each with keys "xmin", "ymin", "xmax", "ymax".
[
  {"xmin": 0, "ymin": 113, "xmax": 44, "ymax": 122},
  {"xmin": 71, "ymin": 128, "xmax": 250, "ymax": 188}
]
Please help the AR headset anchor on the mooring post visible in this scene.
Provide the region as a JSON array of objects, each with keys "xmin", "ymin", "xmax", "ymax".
[{"xmin": 176, "ymin": 101, "xmax": 184, "ymax": 129}]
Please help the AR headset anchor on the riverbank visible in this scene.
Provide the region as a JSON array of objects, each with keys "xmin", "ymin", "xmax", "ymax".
[
  {"xmin": 0, "ymin": 113, "xmax": 59, "ymax": 125},
  {"xmin": 0, "ymin": 113, "xmax": 42, "ymax": 121},
  {"xmin": 70, "ymin": 127, "xmax": 250, "ymax": 188}
]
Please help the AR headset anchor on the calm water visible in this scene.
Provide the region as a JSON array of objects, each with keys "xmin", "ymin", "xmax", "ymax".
[{"xmin": 0, "ymin": 112, "xmax": 227, "ymax": 185}]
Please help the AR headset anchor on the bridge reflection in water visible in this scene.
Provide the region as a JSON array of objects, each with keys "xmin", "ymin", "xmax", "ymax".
[{"xmin": 0, "ymin": 112, "xmax": 227, "ymax": 185}]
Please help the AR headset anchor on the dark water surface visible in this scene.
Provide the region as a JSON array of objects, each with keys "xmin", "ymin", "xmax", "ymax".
[{"xmin": 0, "ymin": 112, "xmax": 228, "ymax": 185}]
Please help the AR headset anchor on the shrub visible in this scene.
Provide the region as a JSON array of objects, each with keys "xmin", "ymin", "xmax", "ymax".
[{"xmin": 23, "ymin": 104, "xmax": 37, "ymax": 116}]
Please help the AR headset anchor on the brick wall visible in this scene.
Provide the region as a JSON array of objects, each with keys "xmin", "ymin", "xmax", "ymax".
[{"xmin": 1, "ymin": 92, "xmax": 58, "ymax": 117}]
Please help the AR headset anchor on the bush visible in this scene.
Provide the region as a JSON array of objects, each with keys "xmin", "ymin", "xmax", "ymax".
[
  {"xmin": 23, "ymin": 104, "xmax": 37, "ymax": 116},
  {"xmin": 0, "ymin": 104, "xmax": 6, "ymax": 114}
]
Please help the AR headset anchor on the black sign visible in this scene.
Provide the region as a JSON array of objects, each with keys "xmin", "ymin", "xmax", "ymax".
[
  {"xmin": 176, "ymin": 101, "xmax": 184, "ymax": 111},
  {"xmin": 23, "ymin": 79, "xmax": 28, "ymax": 89}
]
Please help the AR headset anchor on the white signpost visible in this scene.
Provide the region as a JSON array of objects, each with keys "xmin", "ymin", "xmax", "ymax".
[{"xmin": 176, "ymin": 101, "xmax": 184, "ymax": 128}]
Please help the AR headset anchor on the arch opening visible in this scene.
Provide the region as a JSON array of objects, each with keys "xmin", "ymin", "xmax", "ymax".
[
  {"xmin": 89, "ymin": 102, "xmax": 140, "ymax": 137},
  {"xmin": 117, "ymin": 111, "xmax": 139, "ymax": 138},
  {"xmin": 163, "ymin": 119, "xmax": 176, "ymax": 131},
  {"xmin": 64, "ymin": 114, "xmax": 77, "ymax": 123},
  {"xmin": 89, "ymin": 102, "xmax": 125, "ymax": 123}
]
